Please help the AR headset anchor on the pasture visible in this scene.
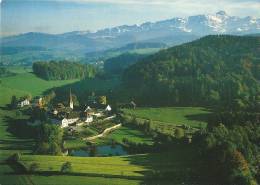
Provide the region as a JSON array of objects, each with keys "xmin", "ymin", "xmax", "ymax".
[
  {"xmin": 0, "ymin": 72, "xmax": 79, "ymax": 106},
  {"xmin": 123, "ymin": 107, "xmax": 212, "ymax": 129},
  {"xmin": 0, "ymin": 68, "xmax": 80, "ymax": 185},
  {"xmin": 107, "ymin": 126, "xmax": 153, "ymax": 145},
  {"xmin": 20, "ymin": 144, "xmax": 207, "ymax": 184},
  {"xmin": 0, "ymin": 68, "xmax": 210, "ymax": 185}
]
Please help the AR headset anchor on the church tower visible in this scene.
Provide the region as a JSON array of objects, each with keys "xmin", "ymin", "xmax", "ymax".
[{"xmin": 69, "ymin": 89, "xmax": 74, "ymax": 110}]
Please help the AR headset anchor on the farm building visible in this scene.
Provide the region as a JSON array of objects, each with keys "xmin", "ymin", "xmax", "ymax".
[{"xmin": 18, "ymin": 99, "xmax": 30, "ymax": 107}]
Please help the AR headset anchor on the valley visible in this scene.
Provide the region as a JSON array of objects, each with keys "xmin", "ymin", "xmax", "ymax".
[
  {"xmin": 0, "ymin": 67, "xmax": 212, "ymax": 185},
  {"xmin": 1, "ymin": 33, "xmax": 259, "ymax": 185}
]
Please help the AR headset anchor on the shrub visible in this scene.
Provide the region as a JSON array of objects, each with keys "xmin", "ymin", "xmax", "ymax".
[
  {"xmin": 11, "ymin": 152, "xmax": 21, "ymax": 162},
  {"xmin": 89, "ymin": 145, "xmax": 98, "ymax": 157},
  {"xmin": 174, "ymin": 128, "xmax": 185, "ymax": 139},
  {"xmin": 61, "ymin": 162, "xmax": 73, "ymax": 173}
]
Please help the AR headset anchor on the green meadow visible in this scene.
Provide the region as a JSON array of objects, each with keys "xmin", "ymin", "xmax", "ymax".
[
  {"xmin": 123, "ymin": 107, "xmax": 212, "ymax": 129},
  {"xmin": 0, "ymin": 72, "xmax": 79, "ymax": 106},
  {"xmin": 107, "ymin": 126, "xmax": 154, "ymax": 145},
  {"xmin": 0, "ymin": 68, "xmax": 81, "ymax": 185},
  {"xmin": 20, "ymin": 144, "xmax": 206, "ymax": 185},
  {"xmin": 0, "ymin": 68, "xmax": 209, "ymax": 185}
]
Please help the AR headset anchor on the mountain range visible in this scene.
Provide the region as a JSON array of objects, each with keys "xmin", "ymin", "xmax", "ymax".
[{"xmin": 1, "ymin": 11, "xmax": 259, "ymax": 65}]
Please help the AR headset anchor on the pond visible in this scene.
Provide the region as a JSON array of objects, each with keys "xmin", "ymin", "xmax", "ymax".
[{"xmin": 69, "ymin": 144, "xmax": 128, "ymax": 157}]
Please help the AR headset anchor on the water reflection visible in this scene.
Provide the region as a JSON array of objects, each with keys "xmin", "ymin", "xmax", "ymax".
[{"xmin": 69, "ymin": 145, "xmax": 128, "ymax": 157}]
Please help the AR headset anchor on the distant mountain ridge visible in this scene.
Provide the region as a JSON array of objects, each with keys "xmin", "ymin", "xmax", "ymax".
[
  {"xmin": 92, "ymin": 11, "xmax": 259, "ymax": 37},
  {"xmin": 1, "ymin": 11, "xmax": 259, "ymax": 65}
]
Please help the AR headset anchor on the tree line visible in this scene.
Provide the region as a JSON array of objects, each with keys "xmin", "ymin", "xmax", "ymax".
[
  {"xmin": 200, "ymin": 112, "xmax": 260, "ymax": 185},
  {"xmin": 0, "ymin": 67, "xmax": 14, "ymax": 77},
  {"xmin": 33, "ymin": 61, "xmax": 97, "ymax": 80},
  {"xmin": 121, "ymin": 35, "xmax": 260, "ymax": 184}
]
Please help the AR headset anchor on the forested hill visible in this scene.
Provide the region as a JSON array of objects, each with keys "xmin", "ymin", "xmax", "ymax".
[
  {"xmin": 104, "ymin": 53, "xmax": 148, "ymax": 74},
  {"xmin": 123, "ymin": 35, "xmax": 260, "ymax": 109},
  {"xmin": 33, "ymin": 61, "xmax": 97, "ymax": 80}
]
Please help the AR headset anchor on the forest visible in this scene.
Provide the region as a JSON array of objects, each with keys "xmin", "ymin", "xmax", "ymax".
[
  {"xmin": 32, "ymin": 61, "xmax": 97, "ymax": 80},
  {"xmin": 123, "ymin": 35, "xmax": 260, "ymax": 111},
  {"xmin": 104, "ymin": 53, "xmax": 148, "ymax": 74},
  {"xmin": 121, "ymin": 35, "xmax": 260, "ymax": 184}
]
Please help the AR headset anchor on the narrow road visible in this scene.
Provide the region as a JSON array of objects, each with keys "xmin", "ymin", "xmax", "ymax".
[{"xmin": 83, "ymin": 124, "xmax": 122, "ymax": 141}]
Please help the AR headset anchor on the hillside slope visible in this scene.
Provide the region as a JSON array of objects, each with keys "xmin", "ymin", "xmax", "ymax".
[{"xmin": 123, "ymin": 35, "xmax": 260, "ymax": 109}]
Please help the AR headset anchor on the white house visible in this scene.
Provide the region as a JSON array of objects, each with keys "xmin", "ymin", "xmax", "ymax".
[
  {"xmin": 18, "ymin": 99, "xmax": 30, "ymax": 107},
  {"xmin": 61, "ymin": 117, "xmax": 79, "ymax": 128},
  {"xmin": 53, "ymin": 109, "xmax": 58, "ymax": 115},
  {"xmin": 84, "ymin": 106, "xmax": 92, "ymax": 112},
  {"xmin": 105, "ymin": 105, "xmax": 112, "ymax": 112},
  {"xmin": 85, "ymin": 115, "xmax": 93, "ymax": 123}
]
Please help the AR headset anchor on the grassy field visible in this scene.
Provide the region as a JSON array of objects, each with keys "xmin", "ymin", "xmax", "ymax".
[
  {"xmin": 123, "ymin": 107, "xmax": 211, "ymax": 129},
  {"xmin": 0, "ymin": 72, "xmax": 79, "ymax": 106},
  {"xmin": 29, "ymin": 176, "xmax": 140, "ymax": 185},
  {"xmin": 0, "ymin": 68, "xmax": 210, "ymax": 185},
  {"xmin": 0, "ymin": 68, "xmax": 81, "ymax": 185},
  {"xmin": 0, "ymin": 68, "xmax": 145, "ymax": 185},
  {"xmin": 20, "ymin": 144, "xmax": 206, "ymax": 184},
  {"xmin": 107, "ymin": 126, "xmax": 154, "ymax": 145}
]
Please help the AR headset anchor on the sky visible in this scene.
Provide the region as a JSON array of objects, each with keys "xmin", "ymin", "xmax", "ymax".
[{"xmin": 1, "ymin": 0, "xmax": 260, "ymax": 37}]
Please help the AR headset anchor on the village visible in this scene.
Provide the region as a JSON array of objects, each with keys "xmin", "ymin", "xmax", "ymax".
[
  {"xmin": 17, "ymin": 90, "xmax": 126, "ymax": 142},
  {"xmin": 49, "ymin": 90, "xmax": 114, "ymax": 129}
]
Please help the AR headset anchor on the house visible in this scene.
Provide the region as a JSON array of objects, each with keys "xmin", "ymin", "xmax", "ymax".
[
  {"xmin": 18, "ymin": 99, "xmax": 30, "ymax": 107},
  {"xmin": 105, "ymin": 105, "xmax": 112, "ymax": 112},
  {"xmin": 52, "ymin": 109, "xmax": 58, "ymax": 115},
  {"xmin": 33, "ymin": 97, "xmax": 43, "ymax": 107},
  {"xmin": 69, "ymin": 89, "xmax": 74, "ymax": 110},
  {"xmin": 62, "ymin": 111, "xmax": 80, "ymax": 127},
  {"xmin": 85, "ymin": 115, "xmax": 94, "ymax": 123},
  {"xmin": 51, "ymin": 111, "xmax": 80, "ymax": 128},
  {"xmin": 84, "ymin": 106, "xmax": 92, "ymax": 112},
  {"xmin": 61, "ymin": 117, "xmax": 79, "ymax": 128}
]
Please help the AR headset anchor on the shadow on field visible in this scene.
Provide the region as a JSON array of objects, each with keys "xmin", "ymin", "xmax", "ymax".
[
  {"xmin": 185, "ymin": 112, "xmax": 214, "ymax": 125},
  {"xmin": 4, "ymin": 116, "xmax": 37, "ymax": 140},
  {"xmin": 184, "ymin": 108, "xmax": 215, "ymax": 128},
  {"xmin": 0, "ymin": 139, "xmax": 34, "ymax": 151},
  {"xmin": 0, "ymin": 106, "xmax": 12, "ymax": 111},
  {"xmin": 120, "ymin": 144, "xmax": 212, "ymax": 185},
  {"xmin": 0, "ymin": 107, "xmax": 36, "ymax": 151}
]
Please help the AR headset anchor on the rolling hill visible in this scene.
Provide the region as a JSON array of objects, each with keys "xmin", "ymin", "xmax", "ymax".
[{"xmin": 122, "ymin": 35, "xmax": 260, "ymax": 109}]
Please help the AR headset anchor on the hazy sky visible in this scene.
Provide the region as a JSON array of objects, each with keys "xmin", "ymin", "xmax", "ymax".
[{"xmin": 1, "ymin": 0, "xmax": 260, "ymax": 36}]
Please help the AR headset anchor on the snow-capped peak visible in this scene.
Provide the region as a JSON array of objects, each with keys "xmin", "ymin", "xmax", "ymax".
[{"xmin": 88, "ymin": 11, "xmax": 259, "ymax": 38}]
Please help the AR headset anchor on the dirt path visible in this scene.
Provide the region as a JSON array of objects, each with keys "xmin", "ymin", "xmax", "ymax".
[{"xmin": 83, "ymin": 124, "xmax": 121, "ymax": 141}]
